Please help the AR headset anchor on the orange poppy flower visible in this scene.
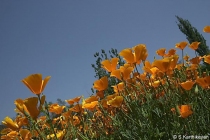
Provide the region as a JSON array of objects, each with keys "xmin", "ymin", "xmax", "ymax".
[
  {"xmin": 152, "ymin": 58, "xmax": 171, "ymax": 73},
  {"xmin": 1, "ymin": 131, "xmax": 19, "ymax": 139},
  {"xmin": 119, "ymin": 44, "xmax": 148, "ymax": 64},
  {"xmin": 107, "ymin": 96, "xmax": 123, "ymax": 107},
  {"xmin": 2, "ymin": 117, "xmax": 19, "ymax": 131},
  {"xmin": 137, "ymin": 72, "xmax": 147, "ymax": 80},
  {"xmin": 126, "ymin": 78, "xmax": 136, "ymax": 87},
  {"xmin": 69, "ymin": 104, "xmax": 83, "ymax": 113},
  {"xmin": 22, "ymin": 73, "xmax": 51, "ymax": 95},
  {"xmin": 167, "ymin": 49, "xmax": 176, "ymax": 56},
  {"xmin": 62, "ymin": 110, "xmax": 72, "ymax": 119},
  {"xmin": 49, "ymin": 103, "xmax": 65, "ymax": 114},
  {"xmin": 73, "ymin": 116, "xmax": 80, "ymax": 126},
  {"xmin": 14, "ymin": 96, "xmax": 44, "ymax": 119},
  {"xmin": 111, "ymin": 64, "xmax": 134, "ymax": 81},
  {"xmin": 112, "ymin": 82, "xmax": 124, "ymax": 93},
  {"xmin": 196, "ymin": 77, "xmax": 208, "ymax": 89},
  {"xmin": 84, "ymin": 96, "xmax": 98, "ymax": 103},
  {"xmin": 190, "ymin": 56, "xmax": 202, "ymax": 64},
  {"xmin": 82, "ymin": 101, "xmax": 98, "ymax": 111},
  {"xmin": 188, "ymin": 64, "xmax": 198, "ymax": 71},
  {"xmin": 145, "ymin": 60, "xmax": 151, "ymax": 67},
  {"xmin": 100, "ymin": 99, "xmax": 109, "ymax": 108},
  {"xmin": 23, "ymin": 97, "xmax": 41, "ymax": 119},
  {"xmin": 203, "ymin": 26, "xmax": 210, "ymax": 33},
  {"xmin": 14, "ymin": 99, "xmax": 29, "ymax": 115},
  {"xmin": 0, "ymin": 128, "xmax": 12, "ymax": 136},
  {"xmin": 150, "ymin": 67, "xmax": 160, "ymax": 75},
  {"xmin": 15, "ymin": 116, "xmax": 28, "ymax": 128},
  {"xmin": 96, "ymin": 91, "xmax": 104, "ymax": 99},
  {"xmin": 143, "ymin": 61, "xmax": 153, "ymax": 74},
  {"xmin": 101, "ymin": 58, "xmax": 119, "ymax": 72},
  {"xmin": 180, "ymin": 80, "xmax": 195, "ymax": 90},
  {"xmin": 106, "ymin": 93, "xmax": 117, "ymax": 100},
  {"xmin": 156, "ymin": 48, "xmax": 166, "ymax": 57},
  {"xmin": 119, "ymin": 48, "xmax": 135, "ymax": 64},
  {"xmin": 133, "ymin": 72, "xmax": 140, "ymax": 78},
  {"xmin": 169, "ymin": 55, "xmax": 179, "ymax": 70},
  {"xmin": 189, "ymin": 42, "xmax": 200, "ymax": 50},
  {"xmin": 47, "ymin": 130, "xmax": 65, "ymax": 140},
  {"xmin": 19, "ymin": 129, "xmax": 32, "ymax": 140},
  {"xmin": 65, "ymin": 96, "xmax": 82, "ymax": 105},
  {"xmin": 175, "ymin": 41, "xmax": 188, "ymax": 50},
  {"xmin": 120, "ymin": 64, "xmax": 134, "ymax": 80},
  {"xmin": 93, "ymin": 76, "xmax": 108, "ymax": 91},
  {"xmin": 142, "ymin": 65, "xmax": 152, "ymax": 76},
  {"xmin": 150, "ymin": 80, "xmax": 160, "ymax": 88},
  {"xmin": 203, "ymin": 55, "xmax": 210, "ymax": 64},
  {"xmin": 179, "ymin": 105, "xmax": 193, "ymax": 118},
  {"xmin": 110, "ymin": 69, "xmax": 121, "ymax": 80},
  {"xmin": 205, "ymin": 76, "xmax": 210, "ymax": 85},
  {"xmin": 196, "ymin": 76, "xmax": 210, "ymax": 89},
  {"xmin": 133, "ymin": 44, "xmax": 148, "ymax": 63}
]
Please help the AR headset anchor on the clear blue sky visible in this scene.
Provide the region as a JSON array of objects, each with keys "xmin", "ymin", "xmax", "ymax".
[{"xmin": 0, "ymin": 1, "xmax": 209, "ymax": 121}]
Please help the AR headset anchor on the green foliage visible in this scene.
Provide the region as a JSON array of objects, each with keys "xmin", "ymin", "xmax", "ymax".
[
  {"xmin": 88, "ymin": 67, "xmax": 210, "ymax": 139},
  {"xmin": 176, "ymin": 16, "xmax": 210, "ymax": 57},
  {"xmin": 176, "ymin": 16, "xmax": 210, "ymax": 71},
  {"xmin": 110, "ymin": 85, "xmax": 210, "ymax": 139},
  {"xmin": 56, "ymin": 98, "xmax": 66, "ymax": 106}
]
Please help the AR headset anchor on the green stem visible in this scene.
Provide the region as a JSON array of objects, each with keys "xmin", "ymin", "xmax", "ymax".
[{"xmin": 38, "ymin": 94, "xmax": 59, "ymax": 140}]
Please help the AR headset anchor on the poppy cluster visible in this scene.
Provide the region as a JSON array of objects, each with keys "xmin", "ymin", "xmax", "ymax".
[{"xmin": 1, "ymin": 25, "xmax": 210, "ymax": 139}]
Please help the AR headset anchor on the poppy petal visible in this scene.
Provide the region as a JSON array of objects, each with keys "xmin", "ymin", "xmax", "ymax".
[{"xmin": 203, "ymin": 26, "xmax": 210, "ymax": 33}]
